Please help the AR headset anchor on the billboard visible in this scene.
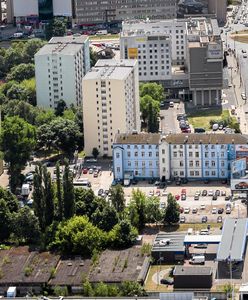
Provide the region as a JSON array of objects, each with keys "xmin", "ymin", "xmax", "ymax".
[
  {"xmin": 128, "ymin": 48, "xmax": 138, "ymax": 59},
  {"xmin": 207, "ymin": 43, "xmax": 222, "ymax": 59},
  {"xmin": 231, "ymin": 158, "xmax": 246, "ymax": 178},
  {"xmin": 13, "ymin": 0, "xmax": 38, "ymax": 17},
  {"xmin": 236, "ymin": 145, "xmax": 248, "ymax": 164},
  {"xmin": 231, "ymin": 179, "xmax": 248, "ymax": 191},
  {"xmin": 177, "ymin": 0, "xmax": 208, "ymax": 18},
  {"xmin": 53, "ymin": 0, "xmax": 72, "ymax": 17}
]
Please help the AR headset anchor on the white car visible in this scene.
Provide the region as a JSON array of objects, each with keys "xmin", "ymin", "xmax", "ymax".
[
  {"xmin": 184, "ymin": 207, "xmax": 190, "ymax": 214},
  {"xmin": 212, "ymin": 207, "xmax": 217, "ymax": 214},
  {"xmin": 241, "ymin": 92, "xmax": 247, "ymax": 100},
  {"xmin": 200, "ymin": 204, "xmax": 206, "ymax": 210},
  {"xmin": 208, "ymin": 190, "xmax": 214, "ymax": 196},
  {"xmin": 149, "ymin": 190, "xmax": 154, "ymax": 196},
  {"xmin": 162, "ymin": 189, "xmax": 168, "ymax": 197}
]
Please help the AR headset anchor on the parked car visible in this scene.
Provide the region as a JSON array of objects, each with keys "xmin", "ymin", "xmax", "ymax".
[
  {"xmin": 208, "ymin": 190, "xmax": 214, "ymax": 196},
  {"xmin": 212, "ymin": 207, "xmax": 217, "ymax": 214},
  {"xmin": 202, "ymin": 216, "xmax": 208, "ymax": 223},
  {"xmin": 162, "ymin": 189, "xmax": 168, "ymax": 196},
  {"xmin": 98, "ymin": 189, "xmax": 103, "ymax": 196},
  {"xmin": 180, "ymin": 216, "xmax": 186, "ymax": 223},
  {"xmin": 221, "ymin": 190, "xmax": 226, "ymax": 196},
  {"xmin": 194, "ymin": 195, "xmax": 199, "ymax": 200},
  {"xmin": 200, "ymin": 204, "xmax": 206, "ymax": 210},
  {"xmin": 89, "ymin": 168, "xmax": 94, "ymax": 174},
  {"xmin": 226, "ymin": 207, "xmax": 231, "ymax": 214},
  {"xmin": 225, "ymin": 195, "xmax": 231, "ymax": 201},
  {"xmin": 160, "ymin": 278, "xmax": 174, "ymax": 285},
  {"xmin": 93, "ymin": 171, "xmax": 98, "ymax": 177},
  {"xmin": 215, "ymin": 190, "xmax": 220, "ymax": 196},
  {"xmin": 83, "ymin": 168, "xmax": 88, "ymax": 174},
  {"xmin": 235, "ymin": 182, "xmax": 248, "ymax": 189},
  {"xmin": 149, "ymin": 190, "xmax": 154, "ymax": 196},
  {"xmin": 218, "ymin": 208, "xmax": 224, "ymax": 214},
  {"xmin": 184, "ymin": 207, "xmax": 190, "ymax": 214},
  {"xmin": 155, "ymin": 190, "xmax": 161, "ymax": 196},
  {"xmin": 202, "ymin": 190, "xmax": 207, "ymax": 196},
  {"xmin": 175, "ymin": 194, "xmax": 180, "ymax": 200},
  {"xmin": 212, "ymin": 195, "xmax": 217, "ymax": 201},
  {"xmin": 181, "ymin": 194, "xmax": 186, "ymax": 201},
  {"xmin": 192, "ymin": 208, "xmax": 198, "ymax": 214},
  {"xmin": 217, "ymin": 216, "xmax": 223, "ymax": 223}
]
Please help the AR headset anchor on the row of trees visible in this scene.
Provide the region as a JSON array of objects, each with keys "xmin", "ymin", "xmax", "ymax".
[{"xmin": 140, "ymin": 82, "xmax": 165, "ymax": 133}]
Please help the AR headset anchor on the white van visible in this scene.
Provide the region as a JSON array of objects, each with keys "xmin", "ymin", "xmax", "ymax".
[
  {"xmin": 200, "ymin": 229, "xmax": 209, "ymax": 235},
  {"xmin": 189, "ymin": 255, "xmax": 205, "ymax": 265},
  {"xmin": 187, "ymin": 228, "xmax": 193, "ymax": 235},
  {"xmin": 21, "ymin": 184, "xmax": 30, "ymax": 196}
]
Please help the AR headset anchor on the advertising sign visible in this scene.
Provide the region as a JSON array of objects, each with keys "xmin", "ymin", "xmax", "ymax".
[
  {"xmin": 231, "ymin": 179, "xmax": 248, "ymax": 191},
  {"xmin": 207, "ymin": 44, "xmax": 222, "ymax": 59},
  {"xmin": 231, "ymin": 158, "xmax": 247, "ymax": 178},
  {"xmin": 13, "ymin": 0, "xmax": 38, "ymax": 17},
  {"xmin": 236, "ymin": 145, "xmax": 248, "ymax": 164},
  {"xmin": 177, "ymin": 0, "xmax": 208, "ymax": 18},
  {"xmin": 38, "ymin": 0, "xmax": 53, "ymax": 20},
  {"xmin": 128, "ymin": 48, "xmax": 138, "ymax": 59}
]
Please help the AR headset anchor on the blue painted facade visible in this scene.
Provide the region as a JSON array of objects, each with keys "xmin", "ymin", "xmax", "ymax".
[{"xmin": 113, "ymin": 143, "xmax": 159, "ymax": 180}]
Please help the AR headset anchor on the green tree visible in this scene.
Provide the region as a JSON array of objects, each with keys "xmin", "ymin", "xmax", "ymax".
[
  {"xmin": 129, "ymin": 189, "xmax": 146, "ymax": 230},
  {"xmin": 55, "ymin": 99, "xmax": 67, "ymax": 116},
  {"xmin": 20, "ymin": 78, "xmax": 36, "ymax": 105},
  {"xmin": 145, "ymin": 196, "xmax": 162, "ymax": 225},
  {"xmin": 0, "ymin": 199, "xmax": 12, "ymax": 241},
  {"xmin": 37, "ymin": 118, "xmax": 82, "ymax": 157},
  {"xmin": 140, "ymin": 94, "xmax": 160, "ymax": 132},
  {"xmin": 109, "ymin": 184, "xmax": 125, "ymax": 214},
  {"xmin": 120, "ymin": 281, "xmax": 147, "ymax": 297},
  {"xmin": 90, "ymin": 48, "xmax": 98, "ymax": 67},
  {"xmin": 22, "ymin": 39, "xmax": 45, "ymax": 63},
  {"xmin": 92, "ymin": 147, "xmax": 99, "ymax": 159},
  {"xmin": 33, "ymin": 164, "xmax": 45, "ymax": 230},
  {"xmin": 0, "ymin": 187, "xmax": 19, "ymax": 212},
  {"xmin": 50, "ymin": 216, "xmax": 107, "ymax": 255},
  {"xmin": 12, "ymin": 207, "xmax": 40, "ymax": 243},
  {"xmin": 74, "ymin": 188, "xmax": 98, "ymax": 217},
  {"xmin": 109, "ymin": 219, "xmax": 138, "ymax": 248},
  {"xmin": 163, "ymin": 193, "xmax": 180, "ymax": 225},
  {"xmin": 95, "ymin": 282, "xmax": 109, "ymax": 297},
  {"xmin": 63, "ymin": 160, "xmax": 75, "ymax": 219},
  {"xmin": 45, "ymin": 18, "xmax": 67, "ymax": 40},
  {"xmin": 1, "ymin": 116, "xmax": 36, "ymax": 192},
  {"xmin": 92, "ymin": 204, "xmax": 119, "ymax": 231},
  {"xmin": 4, "ymin": 48, "xmax": 23, "ymax": 72},
  {"xmin": 83, "ymin": 279, "xmax": 94, "ymax": 296},
  {"xmin": 6, "ymin": 63, "xmax": 35, "ymax": 82},
  {"xmin": 56, "ymin": 163, "xmax": 63, "ymax": 221},
  {"xmin": 35, "ymin": 109, "xmax": 55, "ymax": 126},
  {"xmin": 140, "ymin": 82, "xmax": 165, "ymax": 102},
  {"xmin": 43, "ymin": 166, "xmax": 55, "ymax": 226}
]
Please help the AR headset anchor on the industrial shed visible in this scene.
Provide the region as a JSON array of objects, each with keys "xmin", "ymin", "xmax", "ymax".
[
  {"xmin": 173, "ymin": 266, "xmax": 213, "ymax": 289},
  {"xmin": 152, "ymin": 232, "xmax": 185, "ymax": 263}
]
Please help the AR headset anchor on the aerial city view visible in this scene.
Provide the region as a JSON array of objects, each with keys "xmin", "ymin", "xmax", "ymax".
[{"xmin": 1, "ymin": 0, "xmax": 248, "ymax": 299}]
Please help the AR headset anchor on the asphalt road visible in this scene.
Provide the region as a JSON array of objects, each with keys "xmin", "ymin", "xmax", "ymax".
[{"xmin": 160, "ymin": 102, "xmax": 185, "ymax": 134}]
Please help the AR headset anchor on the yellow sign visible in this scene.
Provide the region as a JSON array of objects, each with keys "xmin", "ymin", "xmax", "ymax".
[{"xmin": 128, "ymin": 48, "xmax": 138, "ymax": 59}]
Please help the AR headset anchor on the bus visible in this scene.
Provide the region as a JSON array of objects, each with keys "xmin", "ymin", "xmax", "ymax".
[{"xmin": 73, "ymin": 178, "xmax": 91, "ymax": 188}]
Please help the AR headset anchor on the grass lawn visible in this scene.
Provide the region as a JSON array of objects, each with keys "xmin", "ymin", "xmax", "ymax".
[
  {"xmin": 89, "ymin": 34, "xmax": 119, "ymax": 40},
  {"xmin": 187, "ymin": 108, "xmax": 230, "ymax": 130},
  {"xmin": 145, "ymin": 265, "xmax": 174, "ymax": 292}
]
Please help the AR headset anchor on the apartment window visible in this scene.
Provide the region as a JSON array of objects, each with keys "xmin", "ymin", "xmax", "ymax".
[
  {"xmin": 211, "ymin": 152, "xmax": 215, "ymax": 158},
  {"xmin": 180, "ymin": 171, "xmax": 184, "ymax": 176},
  {"xmin": 173, "ymin": 152, "xmax": 177, "ymax": 158},
  {"xmin": 134, "ymin": 152, "xmax": 138, "ymax": 157},
  {"xmin": 180, "ymin": 161, "xmax": 184, "ymax": 167},
  {"xmin": 195, "ymin": 152, "xmax": 199, "ymax": 157},
  {"xmin": 205, "ymin": 171, "xmax": 209, "ymax": 176},
  {"xmin": 195, "ymin": 171, "xmax": 199, "ymax": 176},
  {"xmin": 128, "ymin": 161, "xmax": 131, "ymax": 167},
  {"xmin": 221, "ymin": 152, "xmax": 225, "ymax": 157},
  {"xmin": 149, "ymin": 152, "xmax": 152, "ymax": 157},
  {"xmin": 174, "ymin": 171, "xmax": 178, "ymax": 176},
  {"xmin": 189, "ymin": 161, "xmax": 193, "ymax": 167},
  {"xmin": 135, "ymin": 161, "xmax": 138, "ymax": 167},
  {"xmin": 188, "ymin": 145, "xmax": 192, "ymax": 149},
  {"xmin": 162, "ymin": 149, "xmax": 165, "ymax": 154},
  {"xmin": 190, "ymin": 171, "xmax": 194, "ymax": 176},
  {"xmin": 156, "ymin": 152, "xmax": 159, "ymax": 157},
  {"xmin": 189, "ymin": 152, "xmax": 193, "ymax": 157},
  {"xmin": 149, "ymin": 161, "xmax": 152, "ymax": 167},
  {"xmin": 162, "ymin": 158, "xmax": 165, "ymax": 163},
  {"xmin": 221, "ymin": 171, "xmax": 225, "ymax": 176},
  {"xmin": 211, "ymin": 145, "xmax": 215, "ymax": 149},
  {"xmin": 196, "ymin": 161, "xmax": 200, "ymax": 167},
  {"xmin": 141, "ymin": 152, "xmax": 145, "ymax": 157},
  {"xmin": 127, "ymin": 151, "xmax": 131, "ymax": 157},
  {"xmin": 116, "ymin": 153, "xmax": 120, "ymax": 158},
  {"xmin": 117, "ymin": 167, "xmax": 120, "ymax": 172},
  {"xmin": 205, "ymin": 152, "xmax": 208, "ymax": 158},
  {"xmin": 221, "ymin": 161, "xmax": 225, "ymax": 167},
  {"xmin": 211, "ymin": 161, "xmax": 216, "ymax": 167},
  {"xmin": 142, "ymin": 161, "xmax": 146, "ymax": 167},
  {"xmin": 212, "ymin": 171, "xmax": 216, "ymax": 176}
]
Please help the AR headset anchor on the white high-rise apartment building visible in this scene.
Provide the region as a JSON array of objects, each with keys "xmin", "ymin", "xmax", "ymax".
[
  {"xmin": 82, "ymin": 59, "xmax": 140, "ymax": 157},
  {"xmin": 120, "ymin": 19, "xmax": 186, "ymax": 81},
  {"xmin": 35, "ymin": 35, "xmax": 90, "ymax": 108}
]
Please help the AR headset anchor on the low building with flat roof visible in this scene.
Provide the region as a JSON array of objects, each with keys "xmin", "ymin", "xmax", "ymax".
[
  {"xmin": 173, "ymin": 266, "xmax": 213, "ymax": 289},
  {"xmin": 152, "ymin": 232, "xmax": 185, "ymax": 263}
]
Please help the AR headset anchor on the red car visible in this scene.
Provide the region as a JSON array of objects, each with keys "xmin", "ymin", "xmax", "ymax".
[
  {"xmin": 82, "ymin": 168, "xmax": 88, "ymax": 174},
  {"xmin": 179, "ymin": 207, "xmax": 184, "ymax": 213},
  {"xmin": 175, "ymin": 194, "xmax": 180, "ymax": 200},
  {"xmin": 181, "ymin": 188, "xmax": 186, "ymax": 195}
]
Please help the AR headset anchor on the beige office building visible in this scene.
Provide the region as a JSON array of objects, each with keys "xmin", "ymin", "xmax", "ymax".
[{"xmin": 82, "ymin": 59, "xmax": 140, "ymax": 157}]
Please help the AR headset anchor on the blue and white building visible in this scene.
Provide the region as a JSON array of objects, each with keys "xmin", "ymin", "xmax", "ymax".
[
  {"xmin": 113, "ymin": 133, "xmax": 248, "ymax": 181},
  {"xmin": 113, "ymin": 133, "xmax": 160, "ymax": 181}
]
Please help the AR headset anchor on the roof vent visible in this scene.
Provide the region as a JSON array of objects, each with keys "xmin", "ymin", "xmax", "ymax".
[
  {"xmin": 67, "ymin": 262, "xmax": 73, "ymax": 266},
  {"xmin": 132, "ymin": 130, "xmax": 138, "ymax": 135}
]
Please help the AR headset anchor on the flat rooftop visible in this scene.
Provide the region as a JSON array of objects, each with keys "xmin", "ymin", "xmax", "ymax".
[
  {"xmin": 152, "ymin": 232, "xmax": 185, "ymax": 253},
  {"xmin": 36, "ymin": 35, "xmax": 88, "ymax": 56},
  {"xmin": 174, "ymin": 266, "xmax": 212, "ymax": 276},
  {"xmin": 184, "ymin": 235, "xmax": 222, "ymax": 245}
]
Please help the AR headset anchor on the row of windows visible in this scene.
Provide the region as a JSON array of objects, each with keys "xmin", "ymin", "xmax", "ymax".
[
  {"xmin": 172, "ymin": 144, "xmax": 228, "ymax": 149},
  {"xmin": 116, "ymin": 151, "xmax": 159, "ymax": 158},
  {"xmin": 126, "ymin": 161, "xmax": 159, "ymax": 167},
  {"xmin": 173, "ymin": 170, "xmax": 226, "ymax": 177}
]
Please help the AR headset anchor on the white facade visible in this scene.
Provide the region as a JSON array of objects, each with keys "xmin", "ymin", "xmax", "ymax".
[
  {"xmin": 12, "ymin": 0, "xmax": 38, "ymax": 17},
  {"xmin": 53, "ymin": 0, "xmax": 72, "ymax": 17},
  {"xmin": 35, "ymin": 35, "xmax": 90, "ymax": 109},
  {"xmin": 82, "ymin": 59, "xmax": 141, "ymax": 157},
  {"xmin": 120, "ymin": 19, "xmax": 187, "ymax": 81}
]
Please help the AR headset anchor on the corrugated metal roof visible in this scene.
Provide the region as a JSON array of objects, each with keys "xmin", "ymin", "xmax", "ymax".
[
  {"xmin": 174, "ymin": 266, "xmax": 212, "ymax": 276},
  {"xmin": 217, "ymin": 218, "xmax": 248, "ymax": 261},
  {"xmin": 152, "ymin": 232, "xmax": 185, "ymax": 253}
]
